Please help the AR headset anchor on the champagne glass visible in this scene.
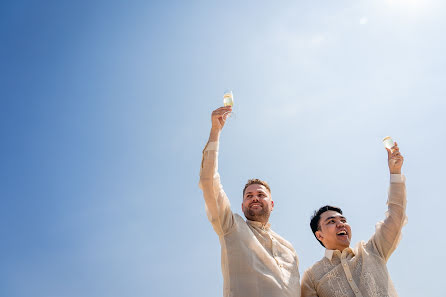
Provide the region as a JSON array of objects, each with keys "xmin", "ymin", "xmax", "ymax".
[
  {"xmin": 382, "ymin": 136, "xmax": 395, "ymax": 150},
  {"xmin": 223, "ymin": 90, "xmax": 235, "ymax": 120}
]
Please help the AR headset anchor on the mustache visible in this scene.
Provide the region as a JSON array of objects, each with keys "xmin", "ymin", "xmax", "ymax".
[{"xmin": 249, "ymin": 202, "xmax": 263, "ymax": 207}]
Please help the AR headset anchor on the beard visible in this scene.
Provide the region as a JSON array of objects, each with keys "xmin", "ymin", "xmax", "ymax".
[{"xmin": 244, "ymin": 205, "xmax": 270, "ymax": 222}]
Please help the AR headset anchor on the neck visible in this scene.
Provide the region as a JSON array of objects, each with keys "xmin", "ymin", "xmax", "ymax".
[
  {"xmin": 327, "ymin": 245, "xmax": 349, "ymax": 251},
  {"xmin": 248, "ymin": 217, "xmax": 269, "ymax": 225}
]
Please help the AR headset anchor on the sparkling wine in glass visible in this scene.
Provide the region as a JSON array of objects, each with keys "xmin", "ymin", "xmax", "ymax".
[
  {"xmin": 223, "ymin": 90, "xmax": 234, "ymax": 107},
  {"xmin": 382, "ymin": 136, "xmax": 395, "ymax": 150}
]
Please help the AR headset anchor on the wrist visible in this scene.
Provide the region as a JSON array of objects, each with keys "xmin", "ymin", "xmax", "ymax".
[
  {"xmin": 390, "ymin": 170, "xmax": 401, "ymax": 174},
  {"xmin": 209, "ymin": 128, "xmax": 221, "ymax": 142}
]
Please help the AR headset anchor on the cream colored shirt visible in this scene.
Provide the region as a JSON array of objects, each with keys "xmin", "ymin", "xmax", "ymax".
[
  {"xmin": 301, "ymin": 175, "xmax": 407, "ymax": 297},
  {"xmin": 199, "ymin": 141, "xmax": 300, "ymax": 297}
]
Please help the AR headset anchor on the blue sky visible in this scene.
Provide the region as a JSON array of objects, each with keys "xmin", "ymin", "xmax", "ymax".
[{"xmin": 2, "ymin": 1, "xmax": 445, "ymax": 296}]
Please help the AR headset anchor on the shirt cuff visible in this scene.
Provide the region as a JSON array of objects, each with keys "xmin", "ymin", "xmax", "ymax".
[
  {"xmin": 390, "ymin": 174, "xmax": 406, "ymax": 183},
  {"xmin": 204, "ymin": 141, "xmax": 219, "ymax": 152}
]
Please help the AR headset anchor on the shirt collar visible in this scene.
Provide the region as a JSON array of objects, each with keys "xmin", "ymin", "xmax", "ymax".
[
  {"xmin": 324, "ymin": 247, "xmax": 355, "ymax": 261},
  {"xmin": 324, "ymin": 249, "xmax": 335, "ymax": 260},
  {"xmin": 247, "ymin": 219, "xmax": 271, "ymax": 230}
]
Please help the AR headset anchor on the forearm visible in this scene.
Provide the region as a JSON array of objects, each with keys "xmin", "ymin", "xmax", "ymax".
[
  {"xmin": 370, "ymin": 174, "xmax": 407, "ymax": 260},
  {"xmin": 200, "ymin": 127, "xmax": 221, "ymax": 179},
  {"xmin": 386, "ymin": 175, "xmax": 407, "ymax": 235},
  {"xmin": 389, "ymin": 174, "xmax": 406, "ymax": 206},
  {"xmin": 208, "ymin": 127, "xmax": 221, "ymax": 143}
]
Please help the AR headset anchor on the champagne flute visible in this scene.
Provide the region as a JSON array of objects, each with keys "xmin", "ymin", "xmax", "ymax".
[
  {"xmin": 382, "ymin": 136, "xmax": 395, "ymax": 151},
  {"xmin": 223, "ymin": 90, "xmax": 235, "ymax": 120}
]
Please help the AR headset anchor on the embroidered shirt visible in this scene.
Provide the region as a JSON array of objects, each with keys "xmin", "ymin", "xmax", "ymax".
[
  {"xmin": 301, "ymin": 175, "xmax": 407, "ymax": 297},
  {"xmin": 199, "ymin": 141, "xmax": 300, "ymax": 297}
]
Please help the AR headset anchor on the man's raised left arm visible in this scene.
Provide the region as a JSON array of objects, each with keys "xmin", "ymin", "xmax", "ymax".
[{"xmin": 369, "ymin": 142, "xmax": 407, "ymax": 261}]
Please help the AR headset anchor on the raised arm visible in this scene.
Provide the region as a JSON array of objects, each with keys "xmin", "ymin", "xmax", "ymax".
[
  {"xmin": 369, "ymin": 142, "xmax": 407, "ymax": 261},
  {"xmin": 199, "ymin": 106, "xmax": 235, "ymax": 236}
]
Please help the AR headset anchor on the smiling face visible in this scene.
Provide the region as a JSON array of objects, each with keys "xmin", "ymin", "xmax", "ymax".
[
  {"xmin": 315, "ymin": 210, "xmax": 352, "ymax": 251},
  {"xmin": 241, "ymin": 184, "xmax": 274, "ymax": 224}
]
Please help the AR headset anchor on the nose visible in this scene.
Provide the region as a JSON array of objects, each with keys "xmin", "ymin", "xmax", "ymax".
[{"xmin": 336, "ymin": 221, "xmax": 345, "ymax": 227}]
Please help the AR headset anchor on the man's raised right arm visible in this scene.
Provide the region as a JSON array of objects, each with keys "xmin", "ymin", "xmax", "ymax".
[{"xmin": 199, "ymin": 106, "xmax": 235, "ymax": 236}]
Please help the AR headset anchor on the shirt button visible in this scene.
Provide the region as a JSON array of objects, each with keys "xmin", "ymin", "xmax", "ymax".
[
  {"xmin": 343, "ymin": 263, "xmax": 347, "ymax": 266},
  {"xmin": 349, "ymin": 278, "xmax": 352, "ymax": 281}
]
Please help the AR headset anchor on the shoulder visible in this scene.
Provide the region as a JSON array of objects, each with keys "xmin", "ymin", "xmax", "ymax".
[
  {"xmin": 230, "ymin": 213, "xmax": 250, "ymax": 232},
  {"xmin": 302, "ymin": 255, "xmax": 333, "ymax": 283},
  {"xmin": 234, "ymin": 213, "xmax": 245, "ymax": 222},
  {"xmin": 302, "ymin": 257, "xmax": 326, "ymax": 284},
  {"xmin": 354, "ymin": 240, "xmax": 367, "ymax": 251},
  {"xmin": 308, "ymin": 256, "xmax": 327, "ymax": 270}
]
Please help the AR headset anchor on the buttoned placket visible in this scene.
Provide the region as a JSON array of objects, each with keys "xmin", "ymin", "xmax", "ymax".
[
  {"xmin": 268, "ymin": 231, "xmax": 283, "ymax": 269},
  {"xmin": 259, "ymin": 224, "xmax": 283, "ymax": 269},
  {"xmin": 340, "ymin": 250, "xmax": 363, "ymax": 297}
]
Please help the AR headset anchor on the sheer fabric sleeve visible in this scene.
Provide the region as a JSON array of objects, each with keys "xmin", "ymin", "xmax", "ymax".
[
  {"xmin": 199, "ymin": 141, "xmax": 235, "ymax": 235},
  {"xmin": 368, "ymin": 175, "xmax": 407, "ymax": 261},
  {"xmin": 301, "ymin": 269, "xmax": 318, "ymax": 297}
]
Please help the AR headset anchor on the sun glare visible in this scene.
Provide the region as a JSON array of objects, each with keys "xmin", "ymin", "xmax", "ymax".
[{"xmin": 385, "ymin": 0, "xmax": 433, "ymax": 15}]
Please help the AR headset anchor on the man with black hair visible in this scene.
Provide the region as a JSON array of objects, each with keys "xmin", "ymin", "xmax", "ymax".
[
  {"xmin": 301, "ymin": 142, "xmax": 406, "ymax": 297},
  {"xmin": 200, "ymin": 106, "xmax": 300, "ymax": 297}
]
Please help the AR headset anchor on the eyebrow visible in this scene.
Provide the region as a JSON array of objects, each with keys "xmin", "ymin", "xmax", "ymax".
[
  {"xmin": 323, "ymin": 215, "xmax": 346, "ymax": 222},
  {"xmin": 244, "ymin": 190, "xmax": 267, "ymax": 195}
]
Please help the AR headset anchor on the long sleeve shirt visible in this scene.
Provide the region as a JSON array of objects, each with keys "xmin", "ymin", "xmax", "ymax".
[
  {"xmin": 301, "ymin": 175, "xmax": 407, "ymax": 297},
  {"xmin": 199, "ymin": 141, "xmax": 301, "ymax": 297}
]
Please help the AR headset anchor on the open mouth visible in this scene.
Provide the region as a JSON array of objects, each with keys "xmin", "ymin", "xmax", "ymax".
[{"xmin": 337, "ymin": 230, "xmax": 348, "ymax": 236}]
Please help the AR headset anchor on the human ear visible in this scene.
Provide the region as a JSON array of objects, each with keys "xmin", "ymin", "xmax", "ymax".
[{"xmin": 315, "ymin": 230, "xmax": 324, "ymax": 241}]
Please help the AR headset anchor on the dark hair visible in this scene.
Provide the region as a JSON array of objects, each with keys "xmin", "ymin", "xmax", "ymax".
[
  {"xmin": 310, "ymin": 205, "xmax": 343, "ymax": 247},
  {"xmin": 243, "ymin": 179, "xmax": 271, "ymax": 196}
]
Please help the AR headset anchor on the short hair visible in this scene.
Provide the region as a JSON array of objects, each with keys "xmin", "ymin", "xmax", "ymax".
[
  {"xmin": 243, "ymin": 179, "xmax": 271, "ymax": 196},
  {"xmin": 310, "ymin": 205, "xmax": 343, "ymax": 247}
]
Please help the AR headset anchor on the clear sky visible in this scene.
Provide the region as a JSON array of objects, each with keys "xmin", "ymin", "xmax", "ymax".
[{"xmin": 2, "ymin": 0, "xmax": 445, "ymax": 296}]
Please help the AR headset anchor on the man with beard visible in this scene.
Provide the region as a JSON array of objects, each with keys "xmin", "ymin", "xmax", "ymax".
[
  {"xmin": 301, "ymin": 142, "xmax": 406, "ymax": 297},
  {"xmin": 199, "ymin": 106, "xmax": 300, "ymax": 297}
]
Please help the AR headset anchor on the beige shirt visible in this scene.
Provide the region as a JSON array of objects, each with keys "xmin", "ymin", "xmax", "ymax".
[
  {"xmin": 301, "ymin": 175, "xmax": 407, "ymax": 297},
  {"xmin": 199, "ymin": 141, "xmax": 301, "ymax": 297}
]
